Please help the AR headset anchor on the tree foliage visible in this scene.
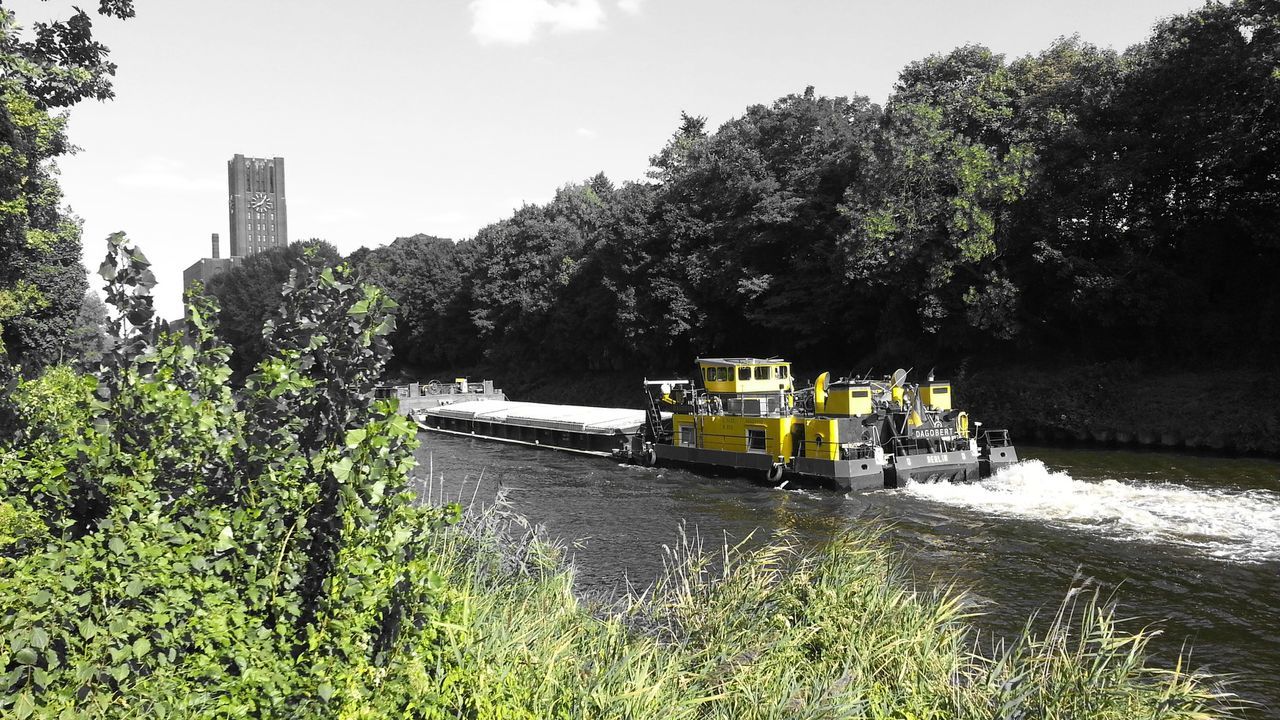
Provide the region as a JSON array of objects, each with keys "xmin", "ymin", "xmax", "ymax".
[
  {"xmin": 202, "ymin": 240, "xmax": 341, "ymax": 379},
  {"xmin": 366, "ymin": 0, "xmax": 1278, "ymax": 375},
  {"xmin": 0, "ymin": 3, "xmax": 133, "ymax": 375}
]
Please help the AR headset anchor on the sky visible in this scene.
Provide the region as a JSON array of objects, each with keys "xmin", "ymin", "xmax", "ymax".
[{"xmin": 7, "ymin": 0, "xmax": 1206, "ymax": 320}]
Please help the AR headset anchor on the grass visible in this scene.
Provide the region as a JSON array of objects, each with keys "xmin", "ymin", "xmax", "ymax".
[{"xmin": 409, "ymin": 489, "xmax": 1242, "ymax": 719}]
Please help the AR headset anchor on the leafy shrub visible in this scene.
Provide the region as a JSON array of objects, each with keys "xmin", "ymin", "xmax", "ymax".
[{"xmin": 0, "ymin": 234, "xmax": 459, "ymax": 718}]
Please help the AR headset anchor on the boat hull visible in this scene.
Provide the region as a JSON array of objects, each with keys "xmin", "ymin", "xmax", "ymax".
[
  {"xmin": 653, "ymin": 444, "xmax": 885, "ymax": 491},
  {"xmin": 885, "ymin": 449, "xmax": 982, "ymax": 487}
]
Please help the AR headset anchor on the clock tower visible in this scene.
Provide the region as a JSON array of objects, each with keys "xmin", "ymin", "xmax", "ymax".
[{"xmin": 227, "ymin": 154, "xmax": 287, "ymax": 257}]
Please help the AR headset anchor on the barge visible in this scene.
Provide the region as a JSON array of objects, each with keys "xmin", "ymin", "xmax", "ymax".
[
  {"xmin": 411, "ymin": 357, "xmax": 1017, "ymax": 491},
  {"xmin": 414, "ymin": 400, "xmax": 651, "ymax": 457}
]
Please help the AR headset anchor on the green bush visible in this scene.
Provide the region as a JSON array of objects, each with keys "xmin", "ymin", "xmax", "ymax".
[{"xmin": 0, "ymin": 234, "xmax": 459, "ymax": 718}]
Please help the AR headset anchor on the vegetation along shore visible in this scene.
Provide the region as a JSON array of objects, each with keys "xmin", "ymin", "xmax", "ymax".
[{"xmin": 0, "ymin": 242, "xmax": 1242, "ymax": 717}]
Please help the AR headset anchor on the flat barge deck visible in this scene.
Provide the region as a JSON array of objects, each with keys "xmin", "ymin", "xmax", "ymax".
[{"xmin": 414, "ymin": 400, "xmax": 650, "ymax": 457}]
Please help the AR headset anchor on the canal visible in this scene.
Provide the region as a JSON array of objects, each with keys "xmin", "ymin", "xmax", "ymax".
[{"xmin": 414, "ymin": 434, "xmax": 1280, "ymax": 716}]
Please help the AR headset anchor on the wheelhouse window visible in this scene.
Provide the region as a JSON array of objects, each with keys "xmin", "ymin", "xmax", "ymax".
[
  {"xmin": 746, "ymin": 428, "xmax": 766, "ymax": 453},
  {"xmin": 738, "ymin": 367, "xmax": 751, "ymax": 381},
  {"xmin": 754, "ymin": 366, "xmax": 770, "ymax": 380}
]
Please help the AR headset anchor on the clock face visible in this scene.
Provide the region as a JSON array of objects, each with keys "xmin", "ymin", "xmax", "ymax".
[{"xmin": 248, "ymin": 191, "xmax": 274, "ymax": 211}]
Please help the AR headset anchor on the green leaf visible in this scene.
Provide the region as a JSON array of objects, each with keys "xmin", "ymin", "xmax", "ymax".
[
  {"xmin": 344, "ymin": 428, "xmax": 367, "ymax": 448},
  {"xmin": 213, "ymin": 526, "xmax": 235, "ymax": 553},
  {"xmin": 14, "ymin": 692, "xmax": 35, "ymax": 720},
  {"xmin": 330, "ymin": 457, "xmax": 355, "ymax": 484},
  {"xmin": 427, "ymin": 571, "xmax": 445, "ymax": 594},
  {"xmin": 125, "ymin": 577, "xmax": 144, "ymax": 597},
  {"xmin": 108, "ymin": 536, "xmax": 126, "ymax": 555},
  {"xmin": 29, "ymin": 627, "xmax": 48, "ymax": 650},
  {"xmin": 15, "ymin": 647, "xmax": 37, "ymax": 665},
  {"xmin": 132, "ymin": 637, "xmax": 150, "ymax": 658},
  {"xmin": 78, "ymin": 620, "xmax": 97, "ymax": 640},
  {"xmin": 318, "ymin": 681, "xmax": 333, "ymax": 702}
]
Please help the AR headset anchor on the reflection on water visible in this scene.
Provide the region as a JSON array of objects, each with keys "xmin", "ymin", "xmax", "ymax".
[{"xmin": 416, "ymin": 435, "xmax": 1280, "ymax": 716}]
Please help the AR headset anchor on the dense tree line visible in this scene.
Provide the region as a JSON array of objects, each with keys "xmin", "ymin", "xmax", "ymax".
[{"xmin": 348, "ymin": 0, "xmax": 1277, "ymax": 377}]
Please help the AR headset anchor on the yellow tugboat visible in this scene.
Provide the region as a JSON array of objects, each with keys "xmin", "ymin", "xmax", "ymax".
[{"xmin": 638, "ymin": 357, "xmax": 1017, "ymax": 490}]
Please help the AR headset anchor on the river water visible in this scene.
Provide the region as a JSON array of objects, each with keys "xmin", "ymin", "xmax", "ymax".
[{"xmin": 414, "ymin": 434, "xmax": 1280, "ymax": 716}]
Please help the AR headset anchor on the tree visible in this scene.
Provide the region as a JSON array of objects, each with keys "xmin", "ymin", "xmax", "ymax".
[
  {"xmin": 648, "ymin": 90, "xmax": 882, "ymax": 363},
  {"xmin": 204, "ymin": 240, "xmax": 341, "ymax": 379},
  {"xmin": 544, "ymin": 179, "xmax": 669, "ymax": 370},
  {"xmin": 333, "ymin": 0, "xmax": 1280, "ymax": 374},
  {"xmin": 0, "ymin": 2, "xmax": 134, "ymax": 375},
  {"xmin": 349, "ymin": 234, "xmax": 462, "ymax": 370},
  {"xmin": 840, "ymin": 47, "xmax": 1034, "ymax": 349},
  {"xmin": 1054, "ymin": 1, "xmax": 1280, "ymax": 361},
  {"xmin": 62, "ymin": 290, "xmax": 113, "ymax": 366},
  {"xmin": 465, "ymin": 198, "xmax": 594, "ymax": 366}
]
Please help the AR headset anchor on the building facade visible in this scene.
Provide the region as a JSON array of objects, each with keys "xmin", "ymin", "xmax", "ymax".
[
  {"xmin": 182, "ymin": 257, "xmax": 240, "ymax": 290},
  {"xmin": 227, "ymin": 154, "xmax": 287, "ymax": 257},
  {"xmin": 182, "ymin": 233, "xmax": 241, "ymax": 291}
]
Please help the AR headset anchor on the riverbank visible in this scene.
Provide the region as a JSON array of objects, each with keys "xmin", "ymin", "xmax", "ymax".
[
  {"xmin": 957, "ymin": 362, "xmax": 1280, "ymax": 457},
  {"xmin": 418, "ymin": 494, "xmax": 1237, "ymax": 718},
  {"xmin": 399, "ymin": 361, "xmax": 1280, "ymax": 458}
]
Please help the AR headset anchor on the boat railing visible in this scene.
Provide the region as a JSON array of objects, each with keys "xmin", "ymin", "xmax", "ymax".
[
  {"xmin": 372, "ymin": 379, "xmax": 498, "ymax": 399},
  {"xmin": 890, "ymin": 435, "xmax": 931, "ymax": 456},
  {"xmin": 980, "ymin": 429, "xmax": 1012, "ymax": 448}
]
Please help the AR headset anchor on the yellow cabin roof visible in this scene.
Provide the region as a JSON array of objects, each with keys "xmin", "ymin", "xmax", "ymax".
[
  {"xmin": 696, "ymin": 357, "xmax": 786, "ymax": 367},
  {"xmin": 697, "ymin": 358, "xmax": 793, "ymax": 395}
]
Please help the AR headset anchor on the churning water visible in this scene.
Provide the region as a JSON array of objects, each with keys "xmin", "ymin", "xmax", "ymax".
[{"xmin": 901, "ymin": 459, "xmax": 1280, "ymax": 563}]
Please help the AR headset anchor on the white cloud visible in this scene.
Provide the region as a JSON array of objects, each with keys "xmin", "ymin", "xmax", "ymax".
[
  {"xmin": 115, "ymin": 157, "xmax": 220, "ymax": 192},
  {"xmin": 469, "ymin": 0, "xmax": 605, "ymax": 45},
  {"xmin": 575, "ymin": 127, "xmax": 598, "ymax": 139},
  {"xmin": 617, "ymin": 0, "xmax": 643, "ymax": 15}
]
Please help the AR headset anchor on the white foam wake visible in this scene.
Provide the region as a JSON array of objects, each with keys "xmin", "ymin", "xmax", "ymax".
[{"xmin": 900, "ymin": 460, "xmax": 1280, "ymax": 563}]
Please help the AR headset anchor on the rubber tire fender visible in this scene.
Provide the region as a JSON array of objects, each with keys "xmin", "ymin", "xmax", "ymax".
[
  {"xmin": 766, "ymin": 463, "xmax": 785, "ymax": 484},
  {"xmin": 642, "ymin": 446, "xmax": 658, "ymax": 467}
]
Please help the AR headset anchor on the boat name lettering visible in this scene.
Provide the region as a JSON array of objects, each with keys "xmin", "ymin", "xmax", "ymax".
[{"xmin": 912, "ymin": 426, "xmax": 955, "ymax": 440}]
